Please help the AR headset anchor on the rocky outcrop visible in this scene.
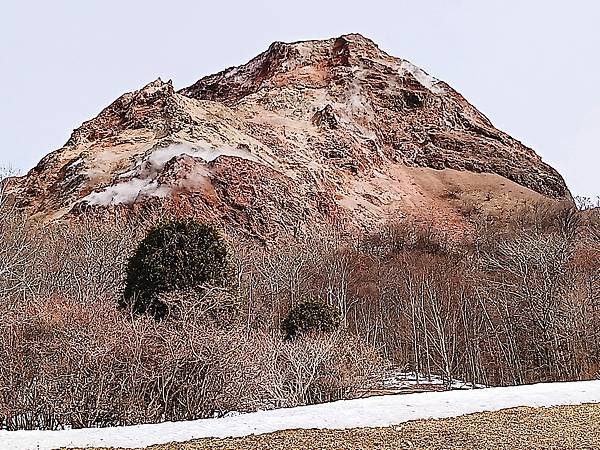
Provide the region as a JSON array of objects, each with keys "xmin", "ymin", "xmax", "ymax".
[
  {"xmin": 181, "ymin": 34, "xmax": 567, "ymax": 199},
  {"xmin": 8, "ymin": 34, "xmax": 571, "ymax": 237}
]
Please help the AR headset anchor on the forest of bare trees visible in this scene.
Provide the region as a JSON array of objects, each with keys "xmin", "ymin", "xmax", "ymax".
[{"xmin": 0, "ymin": 189, "xmax": 599, "ymax": 430}]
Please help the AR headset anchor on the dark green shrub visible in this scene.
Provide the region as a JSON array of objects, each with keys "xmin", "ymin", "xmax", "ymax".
[
  {"xmin": 121, "ymin": 219, "xmax": 233, "ymax": 320},
  {"xmin": 282, "ymin": 300, "xmax": 341, "ymax": 339}
]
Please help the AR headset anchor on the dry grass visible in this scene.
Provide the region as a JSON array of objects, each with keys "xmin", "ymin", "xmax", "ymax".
[{"xmin": 86, "ymin": 403, "xmax": 600, "ymax": 450}]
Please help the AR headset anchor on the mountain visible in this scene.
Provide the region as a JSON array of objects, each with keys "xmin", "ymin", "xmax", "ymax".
[{"xmin": 8, "ymin": 34, "xmax": 571, "ymax": 240}]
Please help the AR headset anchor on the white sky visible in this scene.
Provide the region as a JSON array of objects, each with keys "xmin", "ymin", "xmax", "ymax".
[{"xmin": 1, "ymin": 0, "xmax": 598, "ymax": 197}]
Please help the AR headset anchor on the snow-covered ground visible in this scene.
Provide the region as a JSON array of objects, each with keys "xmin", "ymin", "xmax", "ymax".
[
  {"xmin": 3, "ymin": 380, "xmax": 599, "ymax": 450},
  {"xmin": 382, "ymin": 371, "xmax": 487, "ymax": 390}
]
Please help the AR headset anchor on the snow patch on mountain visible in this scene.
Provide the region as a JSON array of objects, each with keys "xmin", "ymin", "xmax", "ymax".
[
  {"xmin": 398, "ymin": 60, "xmax": 444, "ymax": 94},
  {"xmin": 81, "ymin": 144, "xmax": 262, "ymax": 206}
]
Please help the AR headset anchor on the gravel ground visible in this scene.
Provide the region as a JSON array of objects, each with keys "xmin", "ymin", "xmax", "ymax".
[{"xmin": 85, "ymin": 403, "xmax": 600, "ymax": 450}]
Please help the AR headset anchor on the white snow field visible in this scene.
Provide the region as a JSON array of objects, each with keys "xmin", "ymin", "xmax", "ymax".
[{"xmin": 2, "ymin": 380, "xmax": 599, "ymax": 450}]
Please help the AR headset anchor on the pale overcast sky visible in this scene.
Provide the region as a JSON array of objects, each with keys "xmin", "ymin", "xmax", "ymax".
[{"xmin": 1, "ymin": 0, "xmax": 598, "ymax": 196}]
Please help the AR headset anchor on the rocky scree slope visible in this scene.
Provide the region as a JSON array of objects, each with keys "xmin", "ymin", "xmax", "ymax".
[{"xmin": 8, "ymin": 34, "xmax": 570, "ymax": 240}]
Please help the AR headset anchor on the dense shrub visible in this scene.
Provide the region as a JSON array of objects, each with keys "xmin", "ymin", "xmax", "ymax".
[
  {"xmin": 282, "ymin": 299, "xmax": 341, "ymax": 339},
  {"xmin": 122, "ymin": 219, "xmax": 233, "ymax": 320},
  {"xmin": 359, "ymin": 220, "xmax": 451, "ymax": 256},
  {"xmin": 258, "ymin": 332, "xmax": 380, "ymax": 407},
  {"xmin": 0, "ymin": 297, "xmax": 378, "ymax": 430}
]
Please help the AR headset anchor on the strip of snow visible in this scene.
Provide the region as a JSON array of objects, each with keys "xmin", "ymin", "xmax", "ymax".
[
  {"xmin": 2, "ymin": 380, "xmax": 599, "ymax": 450},
  {"xmin": 66, "ymin": 158, "xmax": 84, "ymax": 170},
  {"xmin": 382, "ymin": 371, "xmax": 487, "ymax": 390},
  {"xmin": 80, "ymin": 143, "xmax": 263, "ymax": 206},
  {"xmin": 398, "ymin": 60, "xmax": 444, "ymax": 94}
]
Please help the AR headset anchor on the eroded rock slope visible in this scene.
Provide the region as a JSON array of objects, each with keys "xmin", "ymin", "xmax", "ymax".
[{"xmin": 9, "ymin": 34, "xmax": 570, "ymax": 239}]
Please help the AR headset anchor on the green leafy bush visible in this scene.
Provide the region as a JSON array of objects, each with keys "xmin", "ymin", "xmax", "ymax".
[
  {"xmin": 121, "ymin": 219, "xmax": 233, "ymax": 320},
  {"xmin": 282, "ymin": 299, "xmax": 341, "ymax": 339}
]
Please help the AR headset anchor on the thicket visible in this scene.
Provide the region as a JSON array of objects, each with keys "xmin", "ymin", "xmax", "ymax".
[
  {"xmin": 122, "ymin": 219, "xmax": 235, "ymax": 320},
  {"xmin": 282, "ymin": 300, "xmax": 341, "ymax": 339},
  {"xmin": 0, "ymin": 197, "xmax": 599, "ymax": 430}
]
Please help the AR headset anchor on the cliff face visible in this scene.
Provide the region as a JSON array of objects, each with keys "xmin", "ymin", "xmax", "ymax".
[{"xmin": 9, "ymin": 34, "xmax": 570, "ymax": 239}]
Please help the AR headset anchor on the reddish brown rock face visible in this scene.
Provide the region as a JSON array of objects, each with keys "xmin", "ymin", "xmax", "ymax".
[{"xmin": 8, "ymin": 34, "xmax": 571, "ymax": 239}]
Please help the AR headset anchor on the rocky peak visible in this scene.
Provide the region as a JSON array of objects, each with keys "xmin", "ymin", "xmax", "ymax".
[
  {"xmin": 65, "ymin": 78, "xmax": 182, "ymax": 147},
  {"xmin": 179, "ymin": 34, "xmax": 392, "ymax": 105}
]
